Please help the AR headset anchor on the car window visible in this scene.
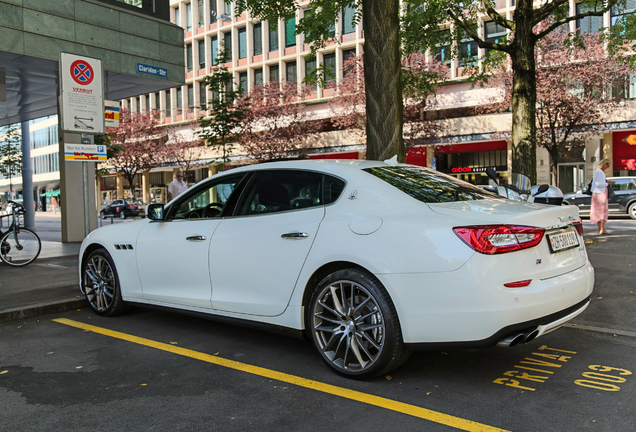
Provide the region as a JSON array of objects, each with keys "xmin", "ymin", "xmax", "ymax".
[
  {"xmin": 363, "ymin": 165, "xmax": 499, "ymax": 203},
  {"xmin": 236, "ymin": 170, "xmax": 324, "ymax": 215},
  {"xmin": 610, "ymin": 179, "xmax": 636, "ymax": 191},
  {"xmin": 167, "ymin": 173, "xmax": 246, "ymax": 220},
  {"xmin": 323, "ymin": 175, "xmax": 346, "ymax": 205}
]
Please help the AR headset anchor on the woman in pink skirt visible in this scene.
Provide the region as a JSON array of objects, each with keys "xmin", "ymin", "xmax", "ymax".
[{"xmin": 589, "ymin": 158, "xmax": 615, "ymax": 234}]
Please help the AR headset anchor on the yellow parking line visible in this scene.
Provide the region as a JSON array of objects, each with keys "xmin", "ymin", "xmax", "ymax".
[{"xmin": 53, "ymin": 317, "xmax": 509, "ymax": 432}]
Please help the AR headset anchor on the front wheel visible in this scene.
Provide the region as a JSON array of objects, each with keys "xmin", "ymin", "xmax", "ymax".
[
  {"xmin": 308, "ymin": 269, "xmax": 410, "ymax": 379},
  {"xmin": 82, "ymin": 249, "xmax": 129, "ymax": 316},
  {"xmin": 0, "ymin": 228, "xmax": 41, "ymax": 267},
  {"xmin": 628, "ymin": 202, "xmax": 636, "ymax": 220}
]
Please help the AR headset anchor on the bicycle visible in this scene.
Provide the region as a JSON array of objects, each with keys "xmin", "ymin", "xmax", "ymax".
[{"xmin": 0, "ymin": 200, "xmax": 41, "ymax": 267}]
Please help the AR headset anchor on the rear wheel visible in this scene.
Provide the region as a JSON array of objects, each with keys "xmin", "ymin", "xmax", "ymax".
[
  {"xmin": 628, "ymin": 202, "xmax": 636, "ymax": 220},
  {"xmin": 82, "ymin": 249, "xmax": 128, "ymax": 316},
  {"xmin": 0, "ymin": 228, "xmax": 41, "ymax": 267},
  {"xmin": 308, "ymin": 269, "xmax": 410, "ymax": 379},
  {"xmin": 120, "ymin": 211, "xmax": 126, "ymax": 219},
  {"xmin": 100, "ymin": 210, "xmax": 105, "ymax": 219}
]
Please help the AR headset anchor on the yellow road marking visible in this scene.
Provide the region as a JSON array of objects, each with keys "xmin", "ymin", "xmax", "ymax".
[{"xmin": 53, "ymin": 317, "xmax": 509, "ymax": 432}]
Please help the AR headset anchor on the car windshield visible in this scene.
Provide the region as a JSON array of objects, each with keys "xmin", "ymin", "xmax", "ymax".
[{"xmin": 364, "ymin": 165, "xmax": 500, "ymax": 203}]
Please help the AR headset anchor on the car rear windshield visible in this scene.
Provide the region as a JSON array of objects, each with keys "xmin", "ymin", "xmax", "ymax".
[{"xmin": 363, "ymin": 166, "xmax": 499, "ymax": 203}]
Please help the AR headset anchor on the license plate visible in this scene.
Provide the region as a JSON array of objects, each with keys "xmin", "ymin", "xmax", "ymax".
[{"xmin": 547, "ymin": 230, "xmax": 580, "ymax": 253}]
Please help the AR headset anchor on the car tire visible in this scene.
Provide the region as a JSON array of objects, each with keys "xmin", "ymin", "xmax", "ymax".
[
  {"xmin": 629, "ymin": 202, "xmax": 636, "ymax": 220},
  {"xmin": 100, "ymin": 210, "xmax": 105, "ymax": 219},
  {"xmin": 308, "ymin": 268, "xmax": 411, "ymax": 380},
  {"xmin": 82, "ymin": 249, "xmax": 129, "ymax": 317},
  {"xmin": 120, "ymin": 211, "xmax": 126, "ymax": 220}
]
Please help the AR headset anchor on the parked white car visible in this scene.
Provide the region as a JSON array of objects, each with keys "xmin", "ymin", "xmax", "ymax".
[{"xmin": 79, "ymin": 160, "xmax": 594, "ymax": 379}]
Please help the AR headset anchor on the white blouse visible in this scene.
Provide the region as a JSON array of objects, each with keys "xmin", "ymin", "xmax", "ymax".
[{"xmin": 592, "ymin": 168, "xmax": 608, "ymax": 194}]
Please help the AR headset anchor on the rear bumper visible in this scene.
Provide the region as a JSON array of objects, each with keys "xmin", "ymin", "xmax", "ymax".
[{"xmin": 376, "ymin": 260, "xmax": 595, "ymax": 346}]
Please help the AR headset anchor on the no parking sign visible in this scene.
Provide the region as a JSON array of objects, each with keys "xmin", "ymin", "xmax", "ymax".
[{"xmin": 59, "ymin": 52, "xmax": 105, "ymax": 134}]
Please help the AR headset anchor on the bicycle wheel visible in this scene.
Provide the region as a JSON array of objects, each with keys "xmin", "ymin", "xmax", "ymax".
[{"xmin": 0, "ymin": 228, "xmax": 41, "ymax": 267}]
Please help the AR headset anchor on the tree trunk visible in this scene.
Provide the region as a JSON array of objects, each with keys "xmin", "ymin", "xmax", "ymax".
[
  {"xmin": 362, "ymin": 0, "xmax": 405, "ymax": 162},
  {"xmin": 509, "ymin": 2, "xmax": 537, "ymax": 184}
]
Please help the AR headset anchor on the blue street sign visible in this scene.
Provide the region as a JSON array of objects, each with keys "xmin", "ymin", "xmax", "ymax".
[{"xmin": 136, "ymin": 63, "xmax": 168, "ymax": 78}]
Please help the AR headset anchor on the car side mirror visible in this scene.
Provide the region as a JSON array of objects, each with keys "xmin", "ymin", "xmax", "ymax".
[{"xmin": 146, "ymin": 203, "xmax": 164, "ymax": 221}]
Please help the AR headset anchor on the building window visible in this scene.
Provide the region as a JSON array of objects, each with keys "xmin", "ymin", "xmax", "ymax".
[
  {"xmin": 145, "ymin": 94, "xmax": 150, "ymax": 112},
  {"xmin": 253, "ymin": 22, "xmax": 262, "ymax": 55},
  {"xmin": 199, "ymin": 82, "xmax": 207, "ymax": 110},
  {"xmin": 484, "ymin": 21, "xmax": 506, "ymax": 54},
  {"xmin": 176, "ymin": 87, "xmax": 183, "ymax": 114},
  {"xmin": 223, "ymin": 31, "xmax": 232, "ymax": 60},
  {"xmin": 459, "ymin": 40, "xmax": 478, "ymax": 66},
  {"xmin": 342, "ymin": 6, "xmax": 356, "ymax": 35},
  {"xmin": 224, "ymin": 0, "xmax": 231, "ymax": 15},
  {"xmin": 434, "ymin": 29, "xmax": 451, "ymax": 64},
  {"xmin": 611, "ymin": 0, "xmax": 635, "ymax": 34},
  {"xmin": 254, "ymin": 68, "xmax": 263, "ymax": 86},
  {"xmin": 285, "ymin": 17, "xmax": 296, "ymax": 47},
  {"xmin": 211, "ymin": 36, "xmax": 218, "ymax": 65},
  {"xmin": 198, "ymin": 39, "xmax": 206, "ymax": 69},
  {"xmin": 209, "ymin": 0, "xmax": 217, "ymax": 24},
  {"xmin": 238, "ymin": 27, "xmax": 247, "ymax": 59},
  {"xmin": 239, "ymin": 72, "xmax": 248, "ymax": 93},
  {"xmin": 186, "ymin": 2, "xmax": 192, "ymax": 30},
  {"xmin": 270, "ymin": 65, "xmax": 279, "ymax": 82},
  {"xmin": 198, "ymin": 0, "xmax": 204, "ymax": 27},
  {"xmin": 305, "ymin": 57, "xmax": 317, "ymax": 90},
  {"xmin": 174, "ymin": 6, "xmax": 180, "ymax": 27},
  {"xmin": 166, "ymin": 91, "xmax": 172, "ymax": 117},
  {"xmin": 342, "ymin": 49, "xmax": 356, "ymax": 78},
  {"xmin": 577, "ymin": 3, "xmax": 603, "ymax": 35},
  {"xmin": 154, "ymin": 92, "xmax": 160, "ymax": 111},
  {"xmin": 323, "ymin": 52, "xmax": 336, "ymax": 85},
  {"xmin": 186, "ymin": 43, "xmax": 193, "ymax": 72},
  {"xmin": 269, "ymin": 22, "xmax": 279, "ymax": 51},
  {"xmin": 136, "ymin": 96, "xmax": 140, "ymax": 112},
  {"xmin": 286, "ymin": 61, "xmax": 297, "ymax": 82},
  {"xmin": 188, "ymin": 84, "xmax": 194, "ymax": 109}
]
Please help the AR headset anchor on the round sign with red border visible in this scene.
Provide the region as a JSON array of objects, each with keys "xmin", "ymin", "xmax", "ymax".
[{"xmin": 70, "ymin": 60, "xmax": 94, "ymax": 85}]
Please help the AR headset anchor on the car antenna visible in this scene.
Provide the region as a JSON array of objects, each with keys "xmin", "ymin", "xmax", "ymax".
[{"xmin": 383, "ymin": 155, "xmax": 399, "ymax": 165}]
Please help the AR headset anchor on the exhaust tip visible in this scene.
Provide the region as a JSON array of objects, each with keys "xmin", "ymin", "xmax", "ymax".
[
  {"xmin": 523, "ymin": 329, "xmax": 539, "ymax": 343},
  {"xmin": 497, "ymin": 333, "xmax": 525, "ymax": 348}
]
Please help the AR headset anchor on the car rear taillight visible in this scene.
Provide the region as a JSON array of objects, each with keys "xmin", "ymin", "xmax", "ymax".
[
  {"xmin": 453, "ymin": 225, "xmax": 545, "ymax": 255},
  {"xmin": 573, "ymin": 220, "xmax": 584, "ymax": 236},
  {"xmin": 127, "ymin": 205, "xmax": 136, "ymax": 209}
]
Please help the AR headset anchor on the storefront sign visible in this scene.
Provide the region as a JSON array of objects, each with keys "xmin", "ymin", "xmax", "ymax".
[
  {"xmin": 105, "ymin": 100, "xmax": 120, "ymax": 128},
  {"xmin": 451, "ymin": 166, "xmax": 504, "ymax": 173},
  {"xmin": 623, "ymin": 134, "xmax": 636, "ymax": 146}
]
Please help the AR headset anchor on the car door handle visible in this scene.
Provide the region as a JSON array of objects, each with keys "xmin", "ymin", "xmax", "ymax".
[
  {"xmin": 186, "ymin": 235, "xmax": 206, "ymax": 241},
  {"xmin": 281, "ymin": 232, "xmax": 309, "ymax": 239}
]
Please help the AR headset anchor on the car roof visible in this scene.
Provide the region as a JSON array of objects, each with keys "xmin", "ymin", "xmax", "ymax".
[{"xmin": 225, "ymin": 159, "xmax": 397, "ymax": 178}]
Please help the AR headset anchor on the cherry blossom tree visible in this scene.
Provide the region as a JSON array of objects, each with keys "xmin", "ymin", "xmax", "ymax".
[
  {"xmin": 166, "ymin": 120, "xmax": 205, "ymax": 178},
  {"xmin": 481, "ymin": 25, "xmax": 634, "ymax": 183},
  {"xmin": 106, "ymin": 108, "xmax": 167, "ymax": 193},
  {"xmin": 329, "ymin": 53, "xmax": 449, "ymax": 152},
  {"xmin": 239, "ymin": 81, "xmax": 320, "ymax": 160}
]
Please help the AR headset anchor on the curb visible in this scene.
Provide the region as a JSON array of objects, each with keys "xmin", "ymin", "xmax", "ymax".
[{"xmin": 0, "ymin": 297, "xmax": 88, "ymax": 323}]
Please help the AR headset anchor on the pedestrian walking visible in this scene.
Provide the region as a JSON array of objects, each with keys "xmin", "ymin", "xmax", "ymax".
[
  {"xmin": 167, "ymin": 171, "xmax": 188, "ymax": 202},
  {"xmin": 589, "ymin": 158, "xmax": 615, "ymax": 234}
]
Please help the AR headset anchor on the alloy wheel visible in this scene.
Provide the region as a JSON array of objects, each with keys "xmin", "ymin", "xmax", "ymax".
[
  {"xmin": 84, "ymin": 254, "xmax": 116, "ymax": 312},
  {"xmin": 311, "ymin": 280, "xmax": 386, "ymax": 374}
]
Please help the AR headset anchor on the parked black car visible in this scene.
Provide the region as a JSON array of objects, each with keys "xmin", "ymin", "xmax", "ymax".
[
  {"xmin": 563, "ymin": 177, "xmax": 636, "ymax": 219},
  {"xmin": 100, "ymin": 199, "xmax": 140, "ymax": 219}
]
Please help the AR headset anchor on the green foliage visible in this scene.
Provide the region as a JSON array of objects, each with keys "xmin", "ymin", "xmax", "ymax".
[
  {"xmin": 0, "ymin": 123, "xmax": 22, "ymax": 190},
  {"xmin": 198, "ymin": 51, "xmax": 249, "ymax": 163}
]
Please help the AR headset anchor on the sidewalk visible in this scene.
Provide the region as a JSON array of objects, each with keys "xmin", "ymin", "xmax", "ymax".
[
  {"xmin": 1, "ymin": 220, "xmax": 634, "ymax": 324},
  {"xmin": 0, "ymin": 240, "xmax": 84, "ymax": 323}
]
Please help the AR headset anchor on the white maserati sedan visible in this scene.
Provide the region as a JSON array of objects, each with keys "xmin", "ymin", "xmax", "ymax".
[{"xmin": 79, "ymin": 160, "xmax": 594, "ymax": 379}]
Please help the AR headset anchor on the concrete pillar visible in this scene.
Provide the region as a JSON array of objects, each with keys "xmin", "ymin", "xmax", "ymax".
[
  {"xmin": 426, "ymin": 146, "xmax": 434, "ymax": 169},
  {"xmin": 142, "ymin": 171, "xmax": 150, "ymax": 204},
  {"xmin": 20, "ymin": 121, "xmax": 35, "ymax": 229},
  {"xmin": 58, "ymin": 131, "xmax": 98, "ymax": 242},
  {"xmin": 116, "ymin": 174, "xmax": 124, "ymax": 200},
  {"xmin": 603, "ymin": 133, "xmax": 613, "ymax": 173}
]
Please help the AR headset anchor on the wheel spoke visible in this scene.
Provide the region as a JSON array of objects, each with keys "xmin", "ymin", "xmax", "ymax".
[
  {"xmin": 349, "ymin": 334, "xmax": 368, "ymax": 368},
  {"xmin": 330, "ymin": 284, "xmax": 346, "ymax": 316}
]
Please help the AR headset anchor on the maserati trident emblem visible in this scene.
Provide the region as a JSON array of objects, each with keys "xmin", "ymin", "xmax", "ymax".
[
  {"xmin": 536, "ymin": 259, "xmax": 542, "ymax": 265},
  {"xmin": 558, "ymin": 216, "xmax": 575, "ymax": 223}
]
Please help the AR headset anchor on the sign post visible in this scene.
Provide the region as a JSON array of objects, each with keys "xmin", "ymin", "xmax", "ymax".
[{"xmin": 59, "ymin": 53, "xmax": 106, "ymax": 237}]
